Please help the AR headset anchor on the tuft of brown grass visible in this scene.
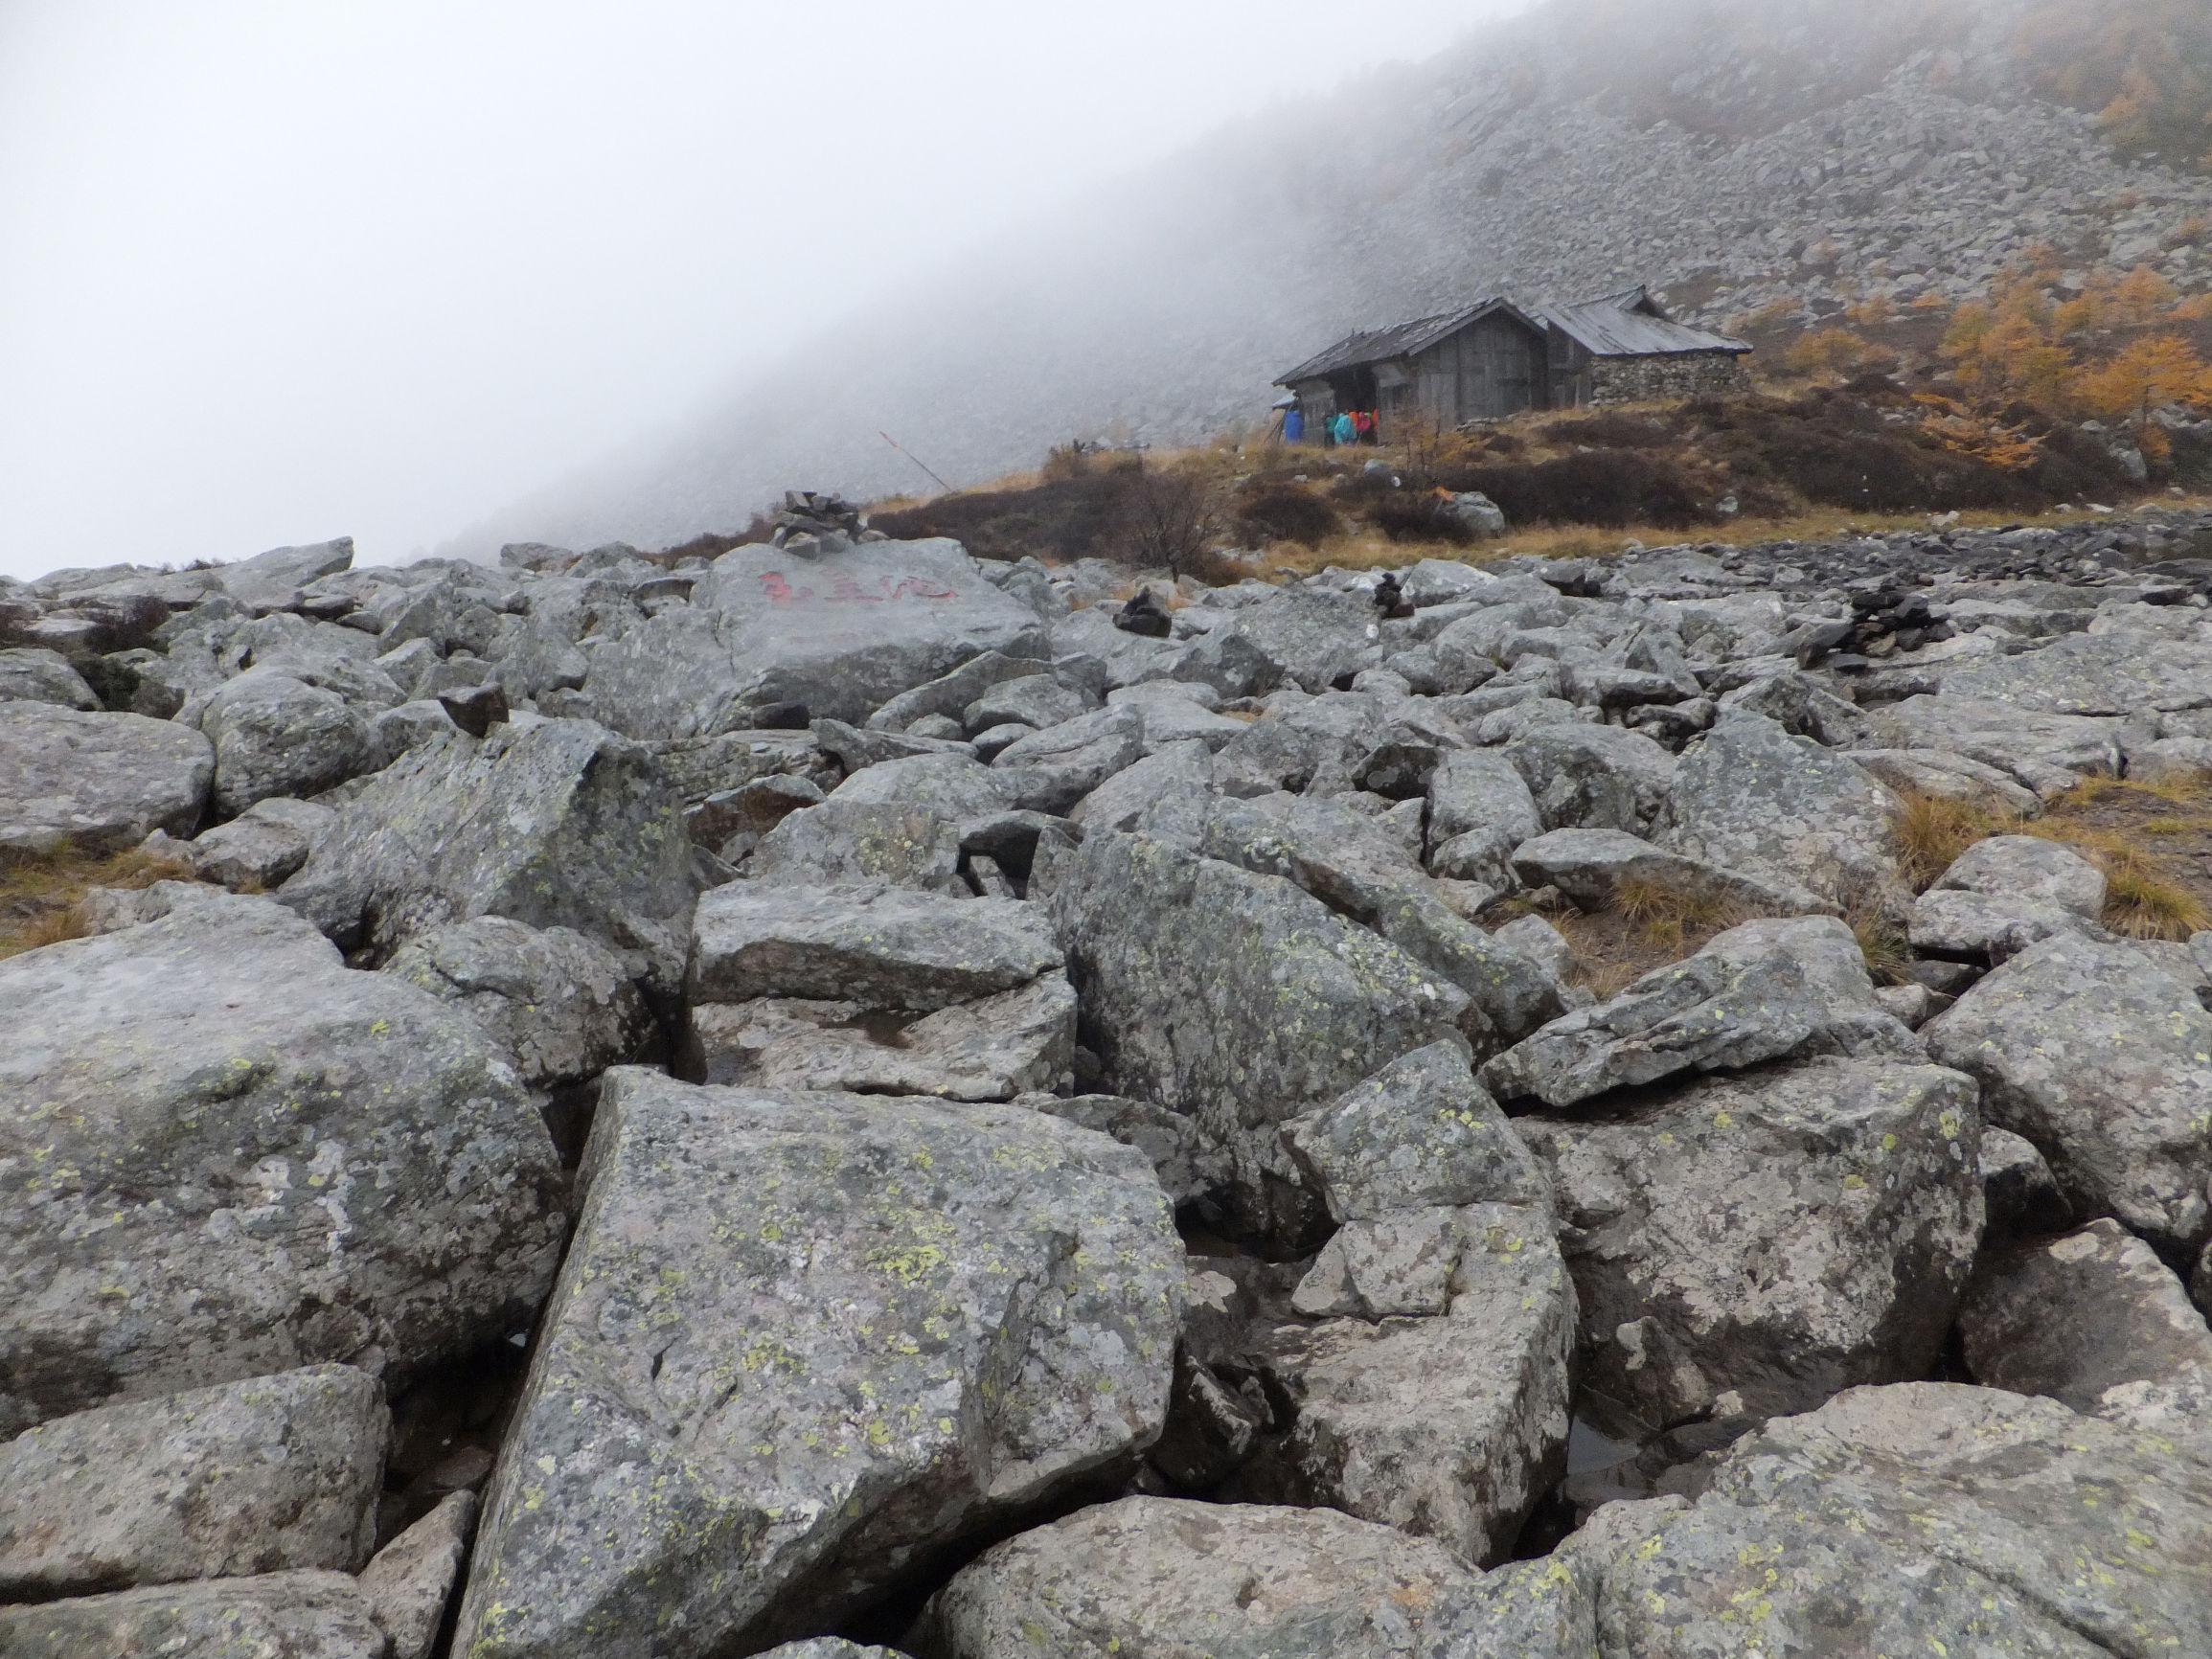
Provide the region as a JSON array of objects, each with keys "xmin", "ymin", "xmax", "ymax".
[
  {"xmin": 1530, "ymin": 876, "xmax": 1761, "ymax": 998},
  {"xmin": 1892, "ymin": 791, "xmax": 2013, "ymax": 891},
  {"xmin": 0, "ymin": 842, "xmax": 196, "ymax": 961}
]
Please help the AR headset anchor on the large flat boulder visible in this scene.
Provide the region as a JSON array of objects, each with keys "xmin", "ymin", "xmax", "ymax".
[
  {"xmin": 585, "ymin": 539, "xmax": 1049, "ymax": 735},
  {"xmin": 0, "ymin": 892, "xmax": 567, "ymax": 1433},
  {"xmin": 1926, "ymin": 932, "xmax": 2212, "ymax": 1252},
  {"xmin": 1050, "ymin": 830, "xmax": 1470, "ymax": 1243},
  {"xmin": 1942, "ymin": 628, "xmax": 2212, "ymax": 716},
  {"xmin": 279, "ymin": 718, "xmax": 696, "ymax": 989},
  {"xmin": 1518, "ymin": 1057, "xmax": 1983, "ymax": 1423},
  {"xmin": 0, "ymin": 1570, "xmax": 387, "ymax": 1657},
  {"xmin": 0, "ymin": 702, "xmax": 213, "ymax": 855},
  {"xmin": 454, "ymin": 1071, "xmax": 1182, "ymax": 1658},
  {"xmin": 0, "ymin": 1365, "xmax": 386, "ymax": 1598},
  {"xmin": 1587, "ymin": 1383, "xmax": 2212, "ymax": 1657},
  {"xmin": 910, "ymin": 1497, "xmax": 1487, "ymax": 1659},
  {"xmin": 1481, "ymin": 916, "xmax": 1918, "ymax": 1108}
]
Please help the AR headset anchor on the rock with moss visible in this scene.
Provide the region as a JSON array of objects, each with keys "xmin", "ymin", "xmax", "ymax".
[
  {"xmin": 1051, "ymin": 829, "xmax": 1471, "ymax": 1243},
  {"xmin": 1661, "ymin": 710, "xmax": 1908, "ymax": 920},
  {"xmin": 1588, "ymin": 1382, "xmax": 2212, "ymax": 1656},
  {"xmin": 1960, "ymin": 1218, "xmax": 2212, "ymax": 1412},
  {"xmin": 278, "ymin": 716, "xmax": 697, "ymax": 989},
  {"xmin": 1925, "ymin": 931, "xmax": 2212, "ymax": 1252},
  {"xmin": 379, "ymin": 916, "xmax": 653, "ymax": 1091},
  {"xmin": 1516, "ymin": 1056, "xmax": 1982, "ymax": 1424},
  {"xmin": 0, "ymin": 701, "xmax": 214, "ymax": 856},
  {"xmin": 1281, "ymin": 1038, "xmax": 1549, "ymax": 1220},
  {"xmin": 0, "ymin": 1365, "xmax": 386, "ymax": 1599},
  {"xmin": 0, "ymin": 891, "xmax": 567, "ymax": 1434},
  {"xmin": 1480, "ymin": 915, "xmax": 1919, "ymax": 1108},
  {"xmin": 453, "ymin": 1071, "xmax": 1182, "ymax": 1659}
]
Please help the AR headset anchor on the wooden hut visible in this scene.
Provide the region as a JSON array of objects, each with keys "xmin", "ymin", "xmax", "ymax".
[{"xmin": 1276, "ymin": 285, "xmax": 1750, "ymax": 440}]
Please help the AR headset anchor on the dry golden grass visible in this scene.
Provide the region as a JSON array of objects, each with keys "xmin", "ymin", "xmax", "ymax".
[
  {"xmin": 1526, "ymin": 876, "xmax": 1761, "ymax": 998},
  {"xmin": 1887, "ymin": 776, "xmax": 2212, "ymax": 943},
  {"xmin": 0, "ymin": 843, "xmax": 196, "ymax": 961}
]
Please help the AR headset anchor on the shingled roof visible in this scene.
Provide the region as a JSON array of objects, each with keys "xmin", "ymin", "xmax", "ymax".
[
  {"xmin": 1275, "ymin": 297, "xmax": 1547, "ymax": 384},
  {"xmin": 1276, "ymin": 287, "xmax": 1747, "ymax": 384}
]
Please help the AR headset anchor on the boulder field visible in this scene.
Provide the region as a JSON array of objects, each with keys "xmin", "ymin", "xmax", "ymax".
[{"xmin": 5, "ymin": 514, "xmax": 2212, "ymax": 1656}]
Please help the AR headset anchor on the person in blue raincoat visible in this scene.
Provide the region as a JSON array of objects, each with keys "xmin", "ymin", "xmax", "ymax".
[{"xmin": 1331, "ymin": 411, "xmax": 1357, "ymax": 445}]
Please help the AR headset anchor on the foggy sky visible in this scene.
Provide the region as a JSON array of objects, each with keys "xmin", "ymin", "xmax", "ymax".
[{"xmin": 0, "ymin": 1, "xmax": 1517, "ymax": 580}]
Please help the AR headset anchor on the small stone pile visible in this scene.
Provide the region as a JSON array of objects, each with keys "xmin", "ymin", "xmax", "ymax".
[{"xmin": 770, "ymin": 490, "xmax": 879, "ymax": 557}]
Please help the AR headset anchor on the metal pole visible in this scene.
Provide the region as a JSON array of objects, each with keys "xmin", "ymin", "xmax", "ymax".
[{"xmin": 878, "ymin": 431, "xmax": 954, "ymax": 495}]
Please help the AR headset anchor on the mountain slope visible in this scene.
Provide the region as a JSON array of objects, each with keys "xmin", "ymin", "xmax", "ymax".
[{"xmin": 462, "ymin": 0, "xmax": 2212, "ymax": 555}]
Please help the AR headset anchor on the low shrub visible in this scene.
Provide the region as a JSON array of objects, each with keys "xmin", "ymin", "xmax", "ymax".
[{"xmin": 1235, "ymin": 481, "xmax": 1343, "ymax": 547}]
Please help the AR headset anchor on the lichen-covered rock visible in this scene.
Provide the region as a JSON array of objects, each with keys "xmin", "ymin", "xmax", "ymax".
[
  {"xmin": 198, "ymin": 670, "xmax": 371, "ymax": 817},
  {"xmin": 909, "ymin": 1496, "xmax": 1487, "ymax": 1659},
  {"xmin": 1175, "ymin": 586, "xmax": 1381, "ymax": 697},
  {"xmin": 1943, "ymin": 628, "xmax": 2212, "ymax": 716},
  {"xmin": 1593, "ymin": 1383, "xmax": 2212, "ymax": 1657},
  {"xmin": 380, "ymin": 916, "xmax": 652, "ymax": 1091},
  {"xmin": 747, "ymin": 798, "xmax": 968, "ymax": 892},
  {"xmin": 690, "ymin": 880, "xmax": 1060, "ymax": 1011},
  {"xmin": 0, "ymin": 892, "xmax": 567, "ymax": 1433},
  {"xmin": 1281, "ymin": 1038, "xmax": 1549, "ymax": 1220},
  {"xmin": 1866, "ymin": 693, "xmax": 2123, "ymax": 795},
  {"xmin": 1926, "ymin": 931, "xmax": 2212, "ymax": 1251},
  {"xmin": 1236, "ymin": 1203, "xmax": 1575, "ymax": 1563},
  {"xmin": 214, "ymin": 536, "xmax": 356, "ymax": 612},
  {"xmin": 1481, "ymin": 915, "xmax": 1918, "ymax": 1108},
  {"xmin": 1662, "ymin": 711, "xmax": 1907, "ymax": 919},
  {"xmin": 0, "ymin": 1365, "xmax": 386, "ymax": 1598},
  {"xmin": 1179, "ymin": 791, "xmax": 1564, "ymax": 1050},
  {"xmin": 1051, "ymin": 830, "xmax": 1470, "ymax": 1242},
  {"xmin": 1518, "ymin": 1057, "xmax": 1982, "ymax": 1423},
  {"xmin": 1505, "ymin": 722, "xmax": 1676, "ymax": 835},
  {"xmin": 1019, "ymin": 1093, "xmax": 1234, "ymax": 1210},
  {"xmin": 454, "ymin": 1071, "xmax": 1182, "ymax": 1658},
  {"xmin": 1423, "ymin": 748, "xmax": 1541, "ymax": 887},
  {"xmin": 0, "ymin": 1570, "xmax": 388, "ymax": 1658},
  {"xmin": 1960, "ymin": 1219, "xmax": 2212, "ymax": 1411},
  {"xmin": 279, "ymin": 717, "xmax": 696, "ymax": 989},
  {"xmin": 0, "ymin": 701, "xmax": 213, "ymax": 855},
  {"xmin": 586, "ymin": 539, "xmax": 1048, "ymax": 734},
  {"xmin": 359, "ymin": 1491, "xmax": 475, "ymax": 1659}
]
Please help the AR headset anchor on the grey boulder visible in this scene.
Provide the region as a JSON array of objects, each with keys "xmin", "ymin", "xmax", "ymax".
[
  {"xmin": 0, "ymin": 1364, "xmax": 386, "ymax": 1598},
  {"xmin": 0, "ymin": 701, "xmax": 213, "ymax": 855},
  {"xmin": 1518, "ymin": 1057, "xmax": 1983, "ymax": 1422},
  {"xmin": 1505, "ymin": 723, "xmax": 1676, "ymax": 835},
  {"xmin": 1051, "ymin": 830, "xmax": 1470, "ymax": 1241},
  {"xmin": 455, "ymin": 1071, "xmax": 1181, "ymax": 1657},
  {"xmin": 380, "ymin": 916, "xmax": 653, "ymax": 1091},
  {"xmin": 0, "ymin": 1570, "xmax": 388, "ymax": 1659},
  {"xmin": 0, "ymin": 892, "xmax": 567, "ymax": 1432},
  {"xmin": 1926, "ymin": 932, "xmax": 2212, "ymax": 1251},
  {"xmin": 358, "ymin": 1491, "xmax": 475, "ymax": 1659},
  {"xmin": 198, "ymin": 670, "xmax": 370, "ymax": 816},
  {"xmin": 911, "ymin": 1496, "xmax": 1485, "ymax": 1659},
  {"xmin": 1508, "ymin": 826, "xmax": 1833, "ymax": 917},
  {"xmin": 280, "ymin": 718, "xmax": 697, "ymax": 989},
  {"xmin": 0, "ymin": 647, "xmax": 98, "ymax": 710},
  {"xmin": 1960, "ymin": 1219, "xmax": 2212, "ymax": 1412},
  {"xmin": 1481, "ymin": 916, "xmax": 1919, "ymax": 1108},
  {"xmin": 747, "ymin": 798, "xmax": 968, "ymax": 892}
]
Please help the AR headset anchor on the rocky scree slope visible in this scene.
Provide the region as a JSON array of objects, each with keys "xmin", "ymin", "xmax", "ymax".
[
  {"xmin": 468, "ymin": 0, "xmax": 2212, "ymax": 555},
  {"xmin": 5, "ymin": 513, "xmax": 2212, "ymax": 1656}
]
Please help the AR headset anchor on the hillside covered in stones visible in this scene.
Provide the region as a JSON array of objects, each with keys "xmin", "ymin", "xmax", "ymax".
[
  {"xmin": 7, "ymin": 507, "xmax": 2212, "ymax": 1656},
  {"xmin": 469, "ymin": 0, "xmax": 2212, "ymax": 555}
]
